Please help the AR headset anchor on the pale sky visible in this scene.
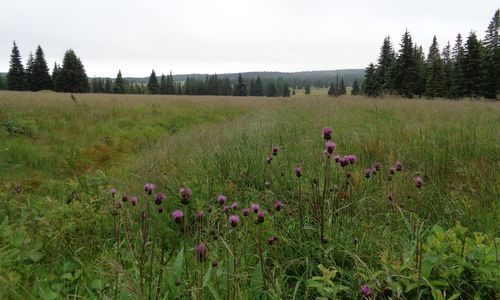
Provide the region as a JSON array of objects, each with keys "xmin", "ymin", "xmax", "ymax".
[{"xmin": 0, "ymin": 0, "xmax": 498, "ymax": 77}]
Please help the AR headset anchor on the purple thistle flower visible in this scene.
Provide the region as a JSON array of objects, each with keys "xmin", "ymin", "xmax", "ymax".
[
  {"xmin": 339, "ymin": 157, "xmax": 349, "ymax": 167},
  {"xmin": 256, "ymin": 210, "xmax": 265, "ymax": 224},
  {"xmin": 131, "ymin": 196, "xmax": 138, "ymax": 206},
  {"xmin": 360, "ymin": 284, "xmax": 373, "ymax": 298},
  {"xmin": 333, "ymin": 155, "xmax": 341, "ymax": 162},
  {"xmin": 223, "ymin": 206, "xmax": 230, "ymax": 213},
  {"xmin": 374, "ymin": 162, "xmax": 381, "ymax": 171},
  {"xmin": 122, "ymin": 194, "xmax": 129, "ymax": 202},
  {"xmin": 266, "ymin": 155, "xmax": 273, "ymax": 164},
  {"xmin": 217, "ymin": 195, "xmax": 227, "ymax": 205},
  {"xmin": 158, "ymin": 206, "xmax": 165, "ymax": 214},
  {"xmin": 325, "ymin": 141, "xmax": 336, "ymax": 154},
  {"xmin": 111, "ymin": 188, "xmax": 117, "ymax": 198},
  {"xmin": 229, "ymin": 215, "xmax": 240, "ymax": 227},
  {"xmin": 396, "ymin": 161, "xmax": 403, "ymax": 171},
  {"xmin": 272, "ymin": 146, "xmax": 280, "ymax": 156},
  {"xmin": 172, "ymin": 210, "xmax": 184, "ymax": 223},
  {"xmin": 294, "ymin": 166, "xmax": 303, "ymax": 178},
  {"xmin": 388, "ymin": 193, "xmax": 394, "ymax": 202},
  {"xmin": 268, "ymin": 236, "xmax": 278, "ymax": 245},
  {"xmin": 144, "ymin": 183, "xmax": 156, "ymax": 195},
  {"xmin": 197, "ymin": 243, "xmax": 207, "ymax": 262},
  {"xmin": 389, "ymin": 167, "xmax": 396, "ymax": 175},
  {"xmin": 251, "ymin": 203, "xmax": 260, "ymax": 213},
  {"xmin": 364, "ymin": 168, "xmax": 372, "ymax": 179},
  {"xmin": 346, "ymin": 154, "xmax": 357, "ymax": 164},
  {"xmin": 323, "ymin": 127, "xmax": 333, "ymax": 140},
  {"xmin": 155, "ymin": 192, "xmax": 165, "ymax": 205},
  {"xmin": 415, "ymin": 176, "xmax": 423, "ymax": 188},
  {"xmin": 242, "ymin": 208, "xmax": 250, "ymax": 216},
  {"xmin": 179, "ymin": 187, "xmax": 192, "ymax": 205},
  {"xmin": 196, "ymin": 211, "xmax": 205, "ymax": 221},
  {"xmin": 274, "ymin": 200, "xmax": 283, "ymax": 211},
  {"xmin": 231, "ymin": 202, "xmax": 239, "ymax": 210},
  {"xmin": 207, "ymin": 205, "xmax": 213, "ymax": 213}
]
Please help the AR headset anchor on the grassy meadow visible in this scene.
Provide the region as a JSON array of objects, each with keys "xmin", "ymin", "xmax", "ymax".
[{"xmin": 0, "ymin": 91, "xmax": 499, "ymax": 299}]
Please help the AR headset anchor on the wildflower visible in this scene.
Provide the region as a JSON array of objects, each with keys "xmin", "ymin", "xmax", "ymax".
[
  {"xmin": 231, "ymin": 202, "xmax": 239, "ymax": 210},
  {"xmin": 387, "ymin": 193, "xmax": 393, "ymax": 202},
  {"xmin": 374, "ymin": 162, "xmax": 381, "ymax": 171},
  {"xmin": 387, "ymin": 174, "xmax": 393, "ymax": 181},
  {"xmin": 155, "ymin": 192, "xmax": 165, "ymax": 205},
  {"xmin": 111, "ymin": 188, "xmax": 117, "ymax": 197},
  {"xmin": 144, "ymin": 183, "xmax": 156, "ymax": 195},
  {"xmin": 172, "ymin": 210, "xmax": 184, "ymax": 223},
  {"xmin": 229, "ymin": 215, "xmax": 240, "ymax": 227},
  {"xmin": 396, "ymin": 161, "xmax": 403, "ymax": 171},
  {"xmin": 122, "ymin": 194, "xmax": 129, "ymax": 202},
  {"xmin": 364, "ymin": 168, "xmax": 372, "ymax": 178},
  {"xmin": 131, "ymin": 196, "xmax": 138, "ymax": 206},
  {"xmin": 268, "ymin": 236, "xmax": 278, "ymax": 245},
  {"xmin": 266, "ymin": 155, "xmax": 273, "ymax": 164},
  {"xmin": 345, "ymin": 154, "xmax": 357, "ymax": 164},
  {"xmin": 333, "ymin": 155, "xmax": 341, "ymax": 162},
  {"xmin": 217, "ymin": 195, "xmax": 227, "ymax": 205},
  {"xmin": 360, "ymin": 284, "xmax": 373, "ymax": 298},
  {"xmin": 158, "ymin": 206, "xmax": 164, "ymax": 214},
  {"xmin": 272, "ymin": 146, "xmax": 280, "ymax": 156},
  {"xmin": 242, "ymin": 208, "xmax": 250, "ymax": 216},
  {"xmin": 415, "ymin": 176, "xmax": 423, "ymax": 188},
  {"xmin": 196, "ymin": 211, "xmax": 205, "ymax": 221},
  {"xmin": 388, "ymin": 167, "xmax": 396, "ymax": 175},
  {"xmin": 197, "ymin": 243, "xmax": 207, "ymax": 262},
  {"xmin": 223, "ymin": 206, "xmax": 230, "ymax": 213},
  {"xmin": 323, "ymin": 127, "xmax": 333, "ymax": 140},
  {"xmin": 325, "ymin": 141, "xmax": 336, "ymax": 154},
  {"xmin": 294, "ymin": 166, "xmax": 303, "ymax": 177},
  {"xmin": 175, "ymin": 278, "xmax": 181, "ymax": 287},
  {"xmin": 256, "ymin": 210, "xmax": 265, "ymax": 224},
  {"xmin": 274, "ymin": 200, "xmax": 283, "ymax": 211},
  {"xmin": 339, "ymin": 157, "xmax": 349, "ymax": 167},
  {"xmin": 207, "ymin": 205, "xmax": 213, "ymax": 213},
  {"xmin": 251, "ymin": 203, "xmax": 260, "ymax": 213},
  {"xmin": 179, "ymin": 187, "xmax": 192, "ymax": 205}
]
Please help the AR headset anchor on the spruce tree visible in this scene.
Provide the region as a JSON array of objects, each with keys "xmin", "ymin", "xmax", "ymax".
[
  {"xmin": 104, "ymin": 78, "xmax": 112, "ymax": 93},
  {"xmin": 57, "ymin": 49, "xmax": 89, "ymax": 93},
  {"xmin": 113, "ymin": 70, "xmax": 125, "ymax": 94},
  {"xmin": 363, "ymin": 63, "xmax": 381, "ymax": 97},
  {"xmin": 413, "ymin": 45, "xmax": 426, "ymax": 97},
  {"xmin": 234, "ymin": 73, "xmax": 247, "ymax": 96},
  {"xmin": 450, "ymin": 33, "xmax": 467, "ymax": 98},
  {"xmin": 339, "ymin": 78, "xmax": 346, "ymax": 95},
  {"xmin": 0, "ymin": 76, "xmax": 5, "ymax": 90},
  {"xmin": 159, "ymin": 74, "xmax": 167, "ymax": 94},
  {"xmin": 166, "ymin": 72, "xmax": 176, "ymax": 94},
  {"xmin": 327, "ymin": 82, "xmax": 335, "ymax": 96},
  {"xmin": 424, "ymin": 36, "xmax": 445, "ymax": 97},
  {"xmin": 249, "ymin": 78, "xmax": 256, "ymax": 96},
  {"xmin": 147, "ymin": 69, "xmax": 159, "ymax": 94},
  {"xmin": 441, "ymin": 42, "xmax": 453, "ymax": 98},
  {"xmin": 304, "ymin": 84, "xmax": 311, "ymax": 95},
  {"xmin": 351, "ymin": 78, "xmax": 360, "ymax": 95},
  {"xmin": 265, "ymin": 81, "xmax": 277, "ymax": 97},
  {"xmin": 31, "ymin": 46, "xmax": 53, "ymax": 91},
  {"xmin": 376, "ymin": 36, "xmax": 395, "ymax": 93},
  {"xmin": 463, "ymin": 32, "xmax": 485, "ymax": 98},
  {"xmin": 393, "ymin": 30, "xmax": 419, "ymax": 97},
  {"xmin": 6, "ymin": 42, "xmax": 26, "ymax": 90},
  {"xmin": 254, "ymin": 76, "xmax": 264, "ymax": 96},
  {"xmin": 292, "ymin": 88, "xmax": 296, "ymax": 95},
  {"xmin": 25, "ymin": 52, "xmax": 34, "ymax": 91},
  {"xmin": 483, "ymin": 9, "xmax": 500, "ymax": 99},
  {"xmin": 282, "ymin": 82, "xmax": 291, "ymax": 97}
]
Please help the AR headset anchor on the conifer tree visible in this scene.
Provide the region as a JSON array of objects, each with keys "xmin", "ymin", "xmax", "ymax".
[
  {"xmin": 25, "ymin": 52, "xmax": 34, "ymax": 91},
  {"xmin": 304, "ymin": 84, "xmax": 311, "ymax": 95},
  {"xmin": 376, "ymin": 36, "xmax": 395, "ymax": 93},
  {"xmin": 104, "ymin": 78, "xmax": 112, "ymax": 93},
  {"xmin": 57, "ymin": 49, "xmax": 89, "ymax": 93},
  {"xmin": 234, "ymin": 73, "xmax": 247, "ymax": 96},
  {"xmin": 31, "ymin": 46, "xmax": 53, "ymax": 91},
  {"xmin": 339, "ymin": 78, "xmax": 346, "ymax": 95},
  {"xmin": 159, "ymin": 74, "xmax": 167, "ymax": 94},
  {"xmin": 463, "ymin": 32, "xmax": 485, "ymax": 97},
  {"xmin": 113, "ymin": 70, "xmax": 125, "ymax": 94},
  {"xmin": 393, "ymin": 30, "xmax": 419, "ymax": 97},
  {"xmin": 6, "ymin": 42, "xmax": 26, "ymax": 90},
  {"xmin": 0, "ymin": 76, "xmax": 5, "ymax": 90},
  {"xmin": 483, "ymin": 9, "xmax": 499, "ymax": 98},
  {"xmin": 425, "ymin": 36, "xmax": 445, "ymax": 97},
  {"xmin": 441, "ymin": 42, "xmax": 453, "ymax": 98},
  {"xmin": 327, "ymin": 82, "xmax": 336, "ymax": 96},
  {"xmin": 166, "ymin": 72, "xmax": 176, "ymax": 94},
  {"xmin": 413, "ymin": 45, "xmax": 426, "ymax": 97},
  {"xmin": 292, "ymin": 88, "xmax": 296, "ymax": 95},
  {"xmin": 147, "ymin": 69, "xmax": 159, "ymax": 94},
  {"xmin": 254, "ymin": 76, "xmax": 264, "ymax": 96},
  {"xmin": 266, "ymin": 81, "xmax": 277, "ymax": 97},
  {"xmin": 282, "ymin": 81, "xmax": 291, "ymax": 97},
  {"xmin": 450, "ymin": 33, "xmax": 467, "ymax": 98},
  {"xmin": 363, "ymin": 63, "xmax": 381, "ymax": 97},
  {"xmin": 249, "ymin": 78, "xmax": 256, "ymax": 96},
  {"xmin": 351, "ymin": 78, "xmax": 360, "ymax": 95}
]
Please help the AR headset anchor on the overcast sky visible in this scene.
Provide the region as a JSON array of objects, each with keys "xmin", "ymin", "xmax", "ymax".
[{"xmin": 0, "ymin": 0, "xmax": 498, "ymax": 77}]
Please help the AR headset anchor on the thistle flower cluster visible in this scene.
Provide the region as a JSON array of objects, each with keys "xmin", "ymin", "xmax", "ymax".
[
  {"xmin": 144, "ymin": 183, "xmax": 156, "ymax": 195},
  {"xmin": 179, "ymin": 187, "xmax": 192, "ymax": 205}
]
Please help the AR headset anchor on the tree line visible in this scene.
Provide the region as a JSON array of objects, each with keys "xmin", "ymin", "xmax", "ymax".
[{"xmin": 362, "ymin": 9, "xmax": 499, "ymax": 99}]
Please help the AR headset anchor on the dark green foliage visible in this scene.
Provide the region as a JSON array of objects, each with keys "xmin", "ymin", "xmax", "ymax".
[
  {"xmin": 25, "ymin": 53, "xmax": 34, "ymax": 91},
  {"xmin": 249, "ymin": 77, "xmax": 264, "ymax": 96},
  {"xmin": 265, "ymin": 81, "xmax": 277, "ymax": 96},
  {"xmin": 104, "ymin": 78, "xmax": 112, "ymax": 93},
  {"xmin": 463, "ymin": 32, "xmax": 485, "ymax": 98},
  {"xmin": 0, "ymin": 76, "xmax": 5, "ymax": 90},
  {"xmin": 363, "ymin": 63, "xmax": 381, "ymax": 97},
  {"xmin": 482, "ymin": 9, "xmax": 500, "ymax": 99},
  {"xmin": 376, "ymin": 36, "xmax": 395, "ymax": 92},
  {"xmin": 449, "ymin": 34, "xmax": 467, "ymax": 98},
  {"xmin": 327, "ymin": 82, "xmax": 336, "ymax": 96},
  {"xmin": 441, "ymin": 42, "xmax": 453, "ymax": 98},
  {"xmin": 282, "ymin": 81, "xmax": 291, "ymax": 97},
  {"xmin": 113, "ymin": 70, "xmax": 125, "ymax": 94},
  {"xmin": 351, "ymin": 79, "xmax": 360, "ymax": 95},
  {"xmin": 304, "ymin": 84, "xmax": 311, "ymax": 95},
  {"xmin": 339, "ymin": 78, "xmax": 346, "ymax": 95},
  {"xmin": 147, "ymin": 70, "xmax": 159, "ymax": 94},
  {"xmin": 425, "ymin": 36, "xmax": 445, "ymax": 98},
  {"xmin": 292, "ymin": 88, "xmax": 296, "ymax": 95},
  {"xmin": 6, "ymin": 42, "xmax": 26, "ymax": 91},
  {"xmin": 159, "ymin": 74, "xmax": 167, "ymax": 94},
  {"xmin": 31, "ymin": 46, "xmax": 53, "ymax": 91},
  {"xmin": 166, "ymin": 72, "xmax": 176, "ymax": 94},
  {"xmin": 393, "ymin": 31, "xmax": 420, "ymax": 97},
  {"xmin": 233, "ymin": 73, "xmax": 247, "ymax": 96},
  {"xmin": 55, "ymin": 49, "xmax": 89, "ymax": 93}
]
